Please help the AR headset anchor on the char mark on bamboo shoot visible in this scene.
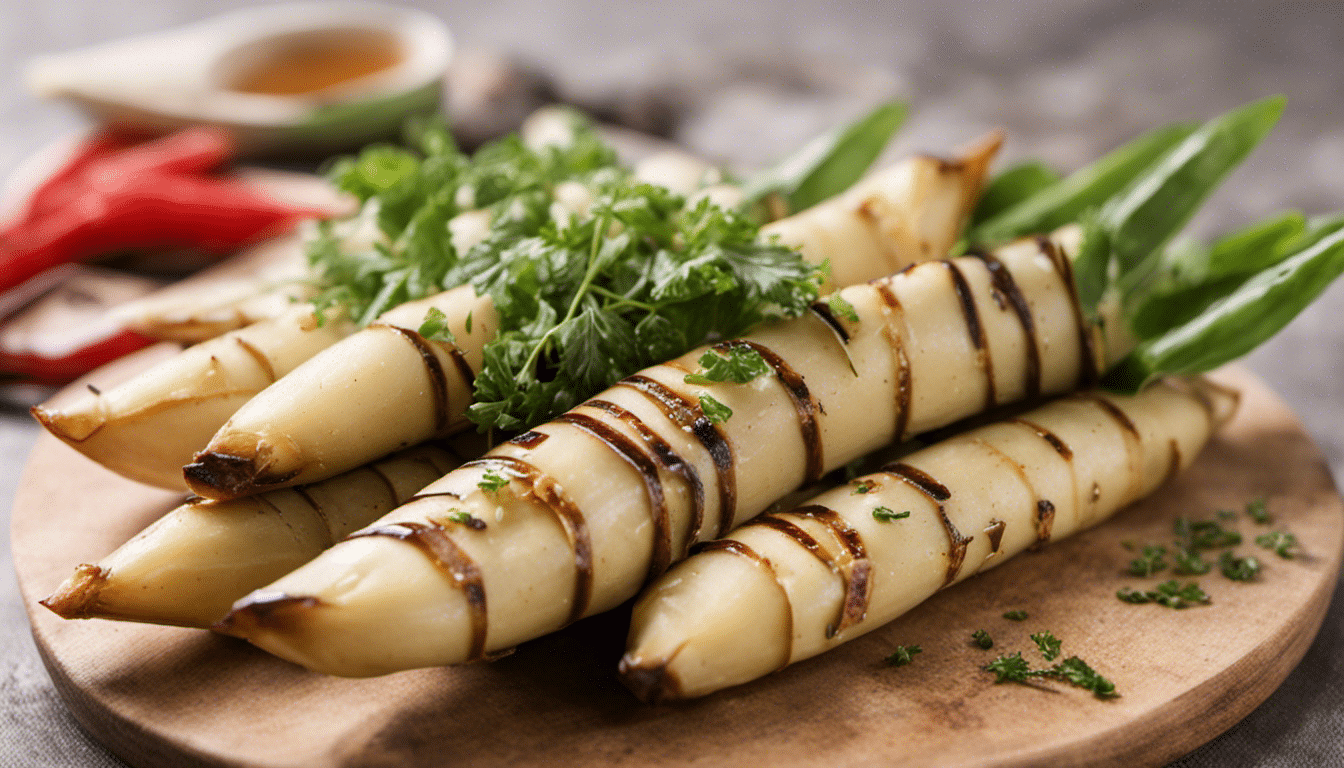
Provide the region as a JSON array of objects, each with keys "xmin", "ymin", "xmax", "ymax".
[
  {"xmin": 215, "ymin": 594, "xmax": 324, "ymax": 636},
  {"xmin": 714, "ymin": 339, "xmax": 825, "ymax": 484},
  {"xmin": 1165, "ymin": 439, "xmax": 1183, "ymax": 485},
  {"xmin": 1031, "ymin": 500, "xmax": 1057, "ymax": 550},
  {"xmin": 807, "ymin": 301, "xmax": 851, "ymax": 344},
  {"xmin": 376, "ymin": 324, "xmax": 453, "ymax": 434},
  {"xmin": 183, "ymin": 452, "xmax": 300, "ymax": 499},
  {"xmin": 943, "ymin": 261, "xmax": 996, "ymax": 410},
  {"xmin": 509, "ymin": 431, "xmax": 549, "ymax": 448},
  {"xmin": 984, "ymin": 518, "xmax": 1006, "ymax": 553},
  {"xmin": 871, "ymin": 283, "xmax": 913, "ymax": 442},
  {"xmin": 345, "ymin": 522, "xmax": 492, "ymax": 660},
  {"xmin": 39, "ymin": 564, "xmax": 108, "ymax": 619},
  {"xmin": 461, "ymin": 456, "xmax": 595, "ymax": 625},
  {"xmin": 233, "ymin": 337, "xmax": 278, "ymax": 382},
  {"xmin": 968, "ymin": 248, "xmax": 1041, "ymax": 399},
  {"xmin": 1037, "ymin": 236, "xmax": 1099, "ymax": 389},
  {"xmin": 583, "ymin": 398, "xmax": 706, "ymax": 556},
  {"xmin": 1081, "ymin": 393, "xmax": 1141, "ymax": 439},
  {"xmin": 555, "ymin": 412, "xmax": 673, "ymax": 578},
  {"xmin": 1010, "ymin": 418, "xmax": 1074, "ymax": 459},
  {"xmin": 881, "ymin": 462, "xmax": 970, "ymax": 586},
  {"xmin": 618, "ymin": 374, "xmax": 736, "ymax": 537},
  {"xmin": 790, "ymin": 504, "xmax": 872, "ymax": 636}
]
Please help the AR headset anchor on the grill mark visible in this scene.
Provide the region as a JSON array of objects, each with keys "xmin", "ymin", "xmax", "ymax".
[
  {"xmin": 462, "ymin": 456, "xmax": 593, "ymax": 623},
  {"xmin": 618, "ymin": 375, "xmax": 736, "ymax": 536},
  {"xmin": 233, "ymin": 337, "xmax": 277, "ymax": 382},
  {"xmin": 510, "ymin": 431, "xmax": 549, "ymax": 448},
  {"xmin": 808, "ymin": 301, "xmax": 851, "ymax": 344},
  {"xmin": 882, "ymin": 462, "xmax": 969, "ymax": 586},
  {"xmin": 348, "ymin": 521, "xmax": 489, "ymax": 660},
  {"xmin": 880, "ymin": 462, "xmax": 951, "ymax": 501},
  {"xmin": 378, "ymin": 325, "xmax": 451, "ymax": 434},
  {"xmin": 290, "ymin": 486, "xmax": 333, "ymax": 541},
  {"xmin": 872, "ymin": 283, "xmax": 912, "ymax": 441},
  {"xmin": 716, "ymin": 339, "xmax": 824, "ymax": 483},
  {"xmin": 584, "ymin": 399, "xmax": 706, "ymax": 554},
  {"xmin": 1031, "ymin": 499, "xmax": 1056, "ymax": 550},
  {"xmin": 1165, "ymin": 438, "xmax": 1183, "ymax": 485},
  {"xmin": 791, "ymin": 505, "xmax": 872, "ymax": 635},
  {"xmin": 364, "ymin": 462, "xmax": 401, "ymax": 503},
  {"xmin": 1011, "ymin": 418, "xmax": 1074, "ymax": 460},
  {"xmin": 1080, "ymin": 393, "xmax": 1140, "ymax": 439},
  {"xmin": 1036, "ymin": 236, "xmax": 1098, "ymax": 389},
  {"xmin": 691, "ymin": 539, "xmax": 794, "ymax": 671},
  {"xmin": 556, "ymin": 412, "xmax": 672, "ymax": 579},
  {"xmin": 969, "ymin": 249, "xmax": 1041, "ymax": 399},
  {"xmin": 944, "ymin": 260, "xmax": 996, "ymax": 409},
  {"xmin": 985, "ymin": 519, "xmax": 1006, "ymax": 553},
  {"xmin": 405, "ymin": 490, "xmax": 464, "ymax": 504},
  {"xmin": 967, "ymin": 437, "xmax": 1041, "ymax": 570}
]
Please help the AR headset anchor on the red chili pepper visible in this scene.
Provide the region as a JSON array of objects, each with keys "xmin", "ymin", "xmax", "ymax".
[
  {"xmin": 0, "ymin": 126, "xmax": 328, "ymax": 294},
  {"xmin": 0, "ymin": 327, "xmax": 153, "ymax": 385}
]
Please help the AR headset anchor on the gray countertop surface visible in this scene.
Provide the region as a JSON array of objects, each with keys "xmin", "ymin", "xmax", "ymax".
[{"xmin": 4, "ymin": 1, "xmax": 1344, "ymax": 765}]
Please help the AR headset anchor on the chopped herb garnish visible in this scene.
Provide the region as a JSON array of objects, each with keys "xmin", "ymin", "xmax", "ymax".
[
  {"xmin": 852, "ymin": 480, "xmax": 873, "ymax": 494},
  {"xmin": 1003, "ymin": 610, "xmax": 1029, "ymax": 621},
  {"xmin": 1172, "ymin": 545, "xmax": 1212, "ymax": 575},
  {"xmin": 872, "ymin": 507, "xmax": 911, "ymax": 522},
  {"xmin": 972, "ymin": 629, "xmax": 994, "ymax": 650},
  {"xmin": 1246, "ymin": 497, "xmax": 1272, "ymax": 524},
  {"xmin": 1176, "ymin": 517, "xmax": 1241, "ymax": 550},
  {"xmin": 985, "ymin": 651, "xmax": 1032, "ymax": 682},
  {"xmin": 446, "ymin": 510, "xmax": 487, "ymax": 530},
  {"xmin": 984, "ymin": 652, "xmax": 1117, "ymax": 698},
  {"xmin": 1255, "ymin": 530, "xmax": 1299, "ymax": 559},
  {"xmin": 683, "ymin": 346, "xmax": 772, "ymax": 386},
  {"xmin": 1117, "ymin": 579, "xmax": 1210, "ymax": 609},
  {"xmin": 465, "ymin": 310, "xmax": 473, "ymax": 334},
  {"xmin": 699, "ymin": 393, "xmax": 733, "ymax": 424},
  {"xmin": 1031, "ymin": 631, "xmax": 1063, "ymax": 662},
  {"xmin": 826, "ymin": 293, "xmax": 860, "ymax": 322},
  {"xmin": 1219, "ymin": 550, "xmax": 1261, "ymax": 581},
  {"xmin": 1216, "ymin": 509, "xmax": 1237, "ymax": 521},
  {"xmin": 417, "ymin": 307, "xmax": 457, "ymax": 344},
  {"xmin": 1127, "ymin": 544, "xmax": 1169, "ymax": 576},
  {"xmin": 883, "ymin": 645, "xmax": 922, "ymax": 667},
  {"xmin": 477, "ymin": 470, "xmax": 510, "ymax": 492}
]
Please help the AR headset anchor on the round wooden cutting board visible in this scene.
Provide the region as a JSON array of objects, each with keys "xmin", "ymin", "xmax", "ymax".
[{"xmin": 11, "ymin": 366, "xmax": 1343, "ymax": 768}]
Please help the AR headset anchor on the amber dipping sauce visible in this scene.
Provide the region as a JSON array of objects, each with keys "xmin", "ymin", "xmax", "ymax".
[{"xmin": 228, "ymin": 30, "xmax": 402, "ymax": 96}]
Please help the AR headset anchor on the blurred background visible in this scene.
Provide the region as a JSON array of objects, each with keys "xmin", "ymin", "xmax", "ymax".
[{"xmin": 3, "ymin": 1, "xmax": 1344, "ymax": 766}]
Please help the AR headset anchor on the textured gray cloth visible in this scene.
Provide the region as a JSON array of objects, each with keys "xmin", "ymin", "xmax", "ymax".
[{"xmin": 3, "ymin": 0, "xmax": 1344, "ymax": 765}]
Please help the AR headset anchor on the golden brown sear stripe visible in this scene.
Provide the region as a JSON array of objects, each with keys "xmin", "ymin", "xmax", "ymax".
[
  {"xmin": 872, "ymin": 282, "xmax": 913, "ymax": 441},
  {"xmin": 882, "ymin": 462, "xmax": 969, "ymax": 586},
  {"xmin": 233, "ymin": 336, "xmax": 277, "ymax": 382},
  {"xmin": 1080, "ymin": 393, "xmax": 1141, "ymax": 439},
  {"xmin": 509, "ymin": 430, "xmax": 549, "ymax": 448},
  {"xmin": 461, "ymin": 455, "xmax": 594, "ymax": 624},
  {"xmin": 791, "ymin": 504, "xmax": 872, "ymax": 636},
  {"xmin": 378, "ymin": 325, "xmax": 451, "ymax": 434},
  {"xmin": 1010, "ymin": 418, "xmax": 1074, "ymax": 460},
  {"xmin": 584, "ymin": 398, "xmax": 706, "ymax": 554},
  {"xmin": 619, "ymin": 374, "xmax": 737, "ymax": 536},
  {"xmin": 715, "ymin": 339, "xmax": 824, "ymax": 484},
  {"xmin": 347, "ymin": 521, "xmax": 489, "ymax": 660},
  {"xmin": 555, "ymin": 412, "xmax": 672, "ymax": 579},
  {"xmin": 969, "ymin": 249, "xmax": 1041, "ymax": 399}
]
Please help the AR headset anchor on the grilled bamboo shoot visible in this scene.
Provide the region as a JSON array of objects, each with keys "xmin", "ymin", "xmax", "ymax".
[
  {"xmin": 185, "ymin": 140, "xmax": 998, "ymax": 501},
  {"xmin": 32, "ymin": 304, "xmax": 354, "ymax": 490},
  {"xmin": 41, "ymin": 444, "xmax": 463, "ymax": 628},
  {"xmin": 619, "ymin": 377, "xmax": 1236, "ymax": 700},
  {"xmin": 219, "ymin": 229, "xmax": 1125, "ymax": 676}
]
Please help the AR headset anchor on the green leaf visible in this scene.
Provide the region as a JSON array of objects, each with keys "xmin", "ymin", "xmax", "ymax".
[
  {"xmin": 699, "ymin": 393, "xmax": 733, "ymax": 424},
  {"xmin": 967, "ymin": 122, "xmax": 1196, "ymax": 248},
  {"xmin": 743, "ymin": 102, "xmax": 908, "ymax": 213},
  {"xmin": 969, "ymin": 161, "xmax": 1062, "ymax": 228},
  {"xmin": 1031, "ymin": 631, "xmax": 1063, "ymax": 661},
  {"xmin": 1219, "ymin": 551, "xmax": 1261, "ymax": 581},
  {"xmin": 883, "ymin": 644, "xmax": 922, "ymax": 667},
  {"xmin": 417, "ymin": 307, "xmax": 457, "ymax": 344},
  {"xmin": 1101, "ymin": 96, "xmax": 1286, "ymax": 282},
  {"xmin": 872, "ymin": 507, "xmax": 911, "ymax": 522},
  {"xmin": 1106, "ymin": 224, "xmax": 1344, "ymax": 391},
  {"xmin": 683, "ymin": 346, "xmax": 770, "ymax": 385}
]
